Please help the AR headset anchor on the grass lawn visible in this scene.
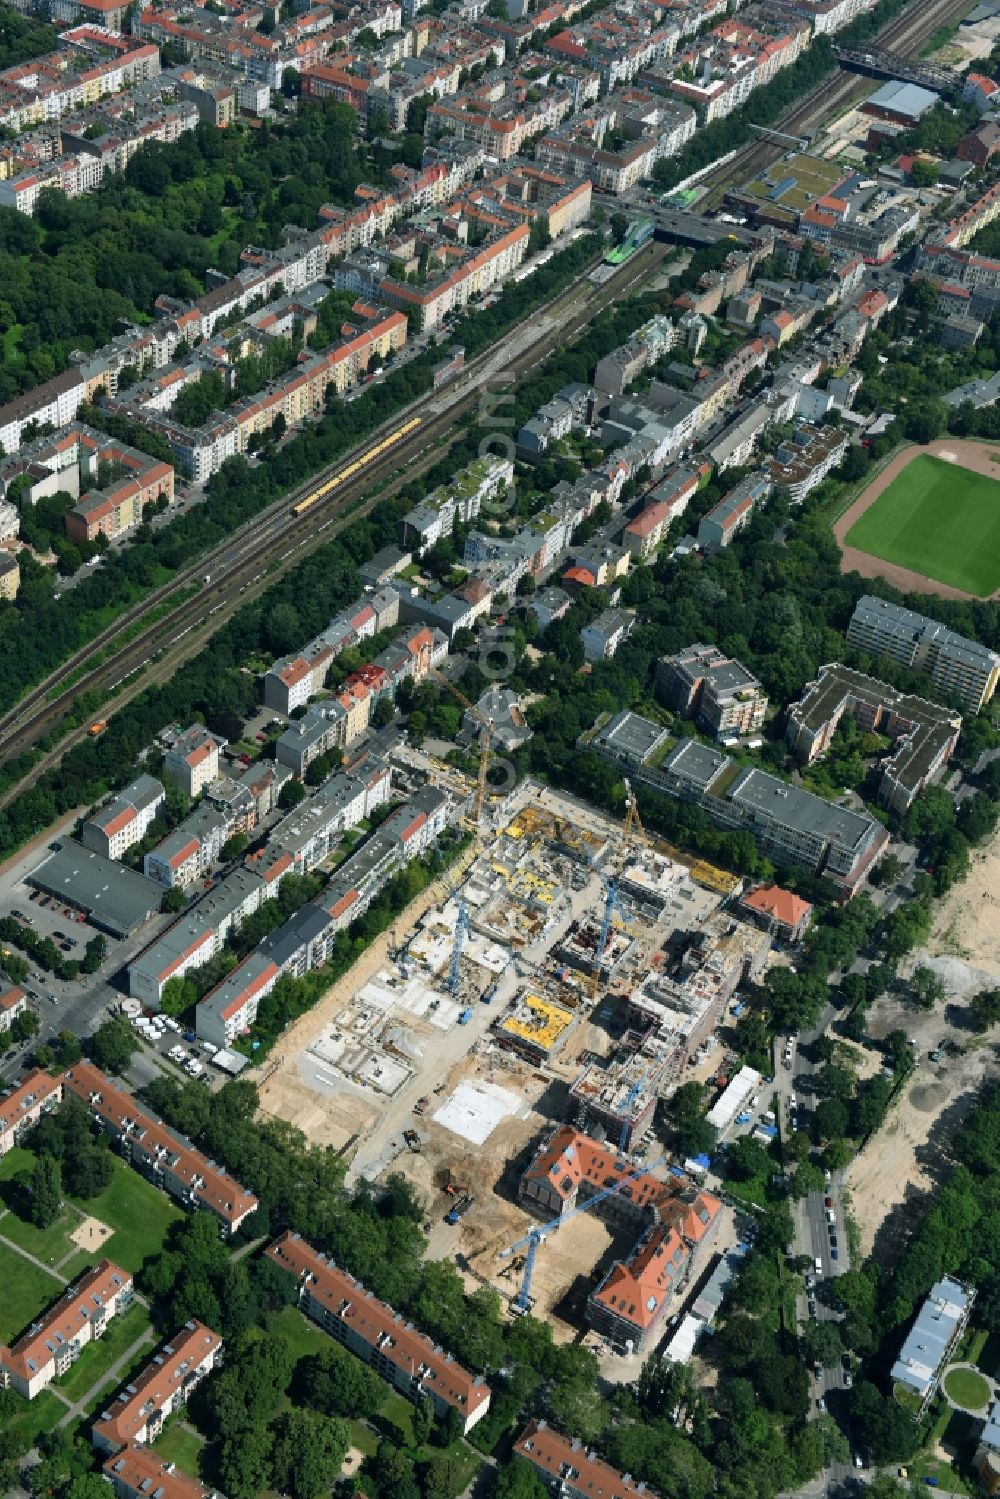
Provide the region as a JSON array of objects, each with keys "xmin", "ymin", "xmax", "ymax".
[
  {"xmin": 380, "ymin": 1392, "xmax": 415, "ymax": 1445},
  {"xmin": 68, "ymin": 1154, "xmax": 183, "ymax": 1272},
  {"xmin": 1, "ymin": 1389, "xmax": 65, "ymax": 1451},
  {"xmin": 55, "ymin": 1300, "xmax": 151, "ymax": 1403},
  {"xmin": 153, "ymin": 1415, "xmax": 207, "ymax": 1478},
  {"xmin": 0, "ymin": 1204, "xmax": 80, "ymax": 1269},
  {"xmin": 944, "ymin": 1366, "xmax": 991, "ymax": 1410},
  {"xmin": 0, "ymin": 1240, "xmax": 64, "ymax": 1341},
  {"xmin": 345, "ymin": 1420, "xmax": 379, "ymax": 1458},
  {"xmin": 266, "ymin": 1304, "xmax": 335, "ymax": 1363},
  {"xmin": 0, "ymin": 1146, "xmax": 36, "ymax": 1184},
  {"xmin": 910, "ymin": 1447, "xmax": 972, "ymax": 1495},
  {"xmin": 845, "ymin": 454, "xmax": 1000, "ymax": 596}
]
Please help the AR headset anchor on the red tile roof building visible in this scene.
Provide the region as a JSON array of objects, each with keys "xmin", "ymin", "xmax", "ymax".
[
  {"xmin": 514, "ymin": 1419, "xmax": 659, "ymax": 1499},
  {"xmin": 0, "ymin": 1067, "xmax": 62, "ymax": 1158},
  {"xmin": 265, "ymin": 1231, "xmax": 491, "ymax": 1434},
  {"xmin": 62, "ymin": 1061, "xmax": 258, "ymax": 1234},
  {"xmin": 0, "ymin": 1260, "xmax": 133, "ymax": 1399},
  {"xmin": 521, "ymin": 1125, "xmax": 722, "ymax": 1351},
  {"xmin": 93, "ymin": 1321, "xmax": 223, "ymax": 1454},
  {"xmin": 740, "ymin": 883, "xmax": 813, "ymax": 942},
  {"xmin": 104, "ymin": 1443, "xmax": 217, "ymax": 1499}
]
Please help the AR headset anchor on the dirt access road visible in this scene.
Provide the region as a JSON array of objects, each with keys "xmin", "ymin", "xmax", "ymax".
[{"xmin": 846, "ymin": 839, "xmax": 1000, "ymax": 1259}]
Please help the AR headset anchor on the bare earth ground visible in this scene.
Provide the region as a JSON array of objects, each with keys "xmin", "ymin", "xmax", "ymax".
[
  {"xmin": 71, "ymin": 1216, "xmax": 113, "ymax": 1252},
  {"xmin": 846, "ymin": 840, "xmax": 1000, "ymax": 1257},
  {"xmin": 253, "ymin": 847, "xmax": 476, "ymax": 1150},
  {"xmin": 833, "ymin": 440, "xmax": 1000, "ymax": 600}
]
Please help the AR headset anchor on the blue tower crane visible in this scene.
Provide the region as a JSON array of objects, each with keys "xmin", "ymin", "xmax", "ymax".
[
  {"xmin": 500, "ymin": 1153, "xmax": 664, "ymax": 1314},
  {"xmin": 447, "ymin": 899, "xmax": 470, "ymax": 993},
  {"xmin": 618, "ymin": 1078, "xmax": 645, "ymax": 1154}
]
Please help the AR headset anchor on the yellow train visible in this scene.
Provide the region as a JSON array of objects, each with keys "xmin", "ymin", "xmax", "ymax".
[{"xmin": 292, "ymin": 416, "xmax": 422, "ymax": 518}]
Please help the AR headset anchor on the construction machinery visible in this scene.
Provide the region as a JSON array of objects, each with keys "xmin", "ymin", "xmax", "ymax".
[{"xmin": 499, "ymin": 1153, "xmax": 665, "ymax": 1315}]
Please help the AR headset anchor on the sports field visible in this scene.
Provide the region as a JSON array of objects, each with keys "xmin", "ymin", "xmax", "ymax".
[{"xmin": 844, "ymin": 454, "xmax": 1000, "ymax": 597}]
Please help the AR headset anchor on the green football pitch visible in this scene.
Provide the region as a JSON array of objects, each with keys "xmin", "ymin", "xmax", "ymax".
[{"xmin": 845, "ymin": 453, "xmax": 1000, "ymax": 597}]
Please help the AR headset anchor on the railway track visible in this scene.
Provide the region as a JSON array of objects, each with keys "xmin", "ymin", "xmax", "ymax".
[
  {"xmin": 699, "ymin": 0, "xmax": 974, "ymax": 203},
  {"xmin": 0, "ymin": 243, "xmax": 662, "ymax": 796},
  {"xmin": 0, "ymin": 239, "xmax": 652, "ymax": 761},
  {"xmin": 0, "ymin": 0, "xmax": 971, "ymax": 786}
]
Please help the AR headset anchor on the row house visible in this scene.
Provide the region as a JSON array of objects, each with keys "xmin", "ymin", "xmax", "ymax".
[
  {"xmin": 0, "ymin": 1068, "xmax": 62, "ymax": 1159},
  {"xmin": 93, "ymin": 1322, "xmax": 223, "ymax": 1455},
  {"xmin": 266, "ymin": 1232, "xmax": 491, "ymax": 1433},
  {"xmin": 401, "ymin": 455, "xmax": 513, "ymax": 553},
  {"xmin": 0, "ymin": 983, "xmax": 28, "ymax": 1034},
  {"xmin": 130, "ymin": 866, "xmax": 265, "ymax": 999},
  {"xmin": 196, "ymin": 952, "xmax": 281, "ymax": 1049},
  {"xmin": 249, "ymin": 760, "xmax": 394, "ymax": 883},
  {"xmin": 263, "ymin": 585, "xmax": 400, "ymax": 715},
  {"xmin": 81, "ymin": 775, "xmax": 165, "ymax": 861},
  {"xmin": 514, "ymin": 1420, "xmax": 658, "ymax": 1499},
  {"xmin": 0, "ymin": 1260, "xmax": 133, "ymax": 1400},
  {"xmin": 62, "ymin": 1061, "xmax": 259, "ymax": 1233}
]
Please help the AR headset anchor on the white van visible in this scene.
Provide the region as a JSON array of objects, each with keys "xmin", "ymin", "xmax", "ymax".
[{"xmin": 814, "ymin": 1256, "xmax": 823, "ymax": 1273}]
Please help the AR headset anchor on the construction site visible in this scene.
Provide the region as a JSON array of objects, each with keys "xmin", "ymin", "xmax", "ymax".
[{"xmin": 255, "ymin": 773, "xmax": 768, "ymax": 1343}]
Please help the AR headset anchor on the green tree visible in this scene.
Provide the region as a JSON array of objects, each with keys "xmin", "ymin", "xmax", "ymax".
[
  {"xmin": 912, "ymin": 965, "xmax": 945, "ymax": 1009},
  {"xmin": 800, "ymin": 1318, "xmax": 843, "ymax": 1368},
  {"xmin": 372, "ymin": 696, "xmax": 395, "ymax": 729},
  {"xmin": 161, "ymin": 885, "xmax": 187, "ymax": 913},
  {"xmin": 971, "ymin": 988, "xmax": 1000, "ymax": 1033},
  {"xmin": 11, "ymin": 1008, "xmax": 39, "ymax": 1044},
  {"xmin": 89, "ymin": 1016, "xmax": 137, "ymax": 1074},
  {"xmin": 30, "ymin": 1154, "xmax": 62, "ymax": 1228},
  {"xmin": 278, "ymin": 779, "xmax": 306, "ymax": 810},
  {"xmin": 271, "ymin": 1409, "xmax": 347, "ymax": 1499}
]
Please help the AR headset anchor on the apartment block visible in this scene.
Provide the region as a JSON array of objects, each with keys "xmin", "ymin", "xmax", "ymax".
[
  {"xmin": 589, "ymin": 712, "xmax": 887, "ymax": 896},
  {"xmin": 0, "ymin": 1260, "xmax": 133, "ymax": 1399},
  {"xmin": 787, "ymin": 664, "xmax": 961, "ymax": 815},
  {"xmin": 62, "ymin": 1061, "xmax": 258, "ymax": 1234},
  {"xmin": 514, "ymin": 1420, "xmax": 657, "ymax": 1499},
  {"xmin": 656, "ymin": 643, "xmax": 768, "ymax": 740},
  {"xmin": 104, "ymin": 1445, "xmax": 217, "ymax": 1499},
  {"xmin": 0, "ymin": 983, "xmax": 27, "ymax": 1034},
  {"xmin": 93, "ymin": 1322, "xmax": 223, "ymax": 1454},
  {"xmin": 847, "ymin": 594, "xmax": 1000, "ymax": 713},
  {"xmin": 594, "ymin": 314, "xmax": 677, "ymax": 397},
  {"xmin": 81, "ymin": 775, "xmax": 165, "ymax": 861},
  {"xmin": 696, "ymin": 474, "xmax": 772, "ymax": 550},
  {"xmin": 143, "ymin": 802, "xmax": 229, "ymax": 889},
  {"xmin": 0, "ymin": 1068, "xmax": 62, "ymax": 1158},
  {"xmin": 580, "ymin": 608, "xmax": 634, "ymax": 662},
  {"xmin": 891, "ymin": 1278, "xmax": 973, "ymax": 1413},
  {"xmin": 196, "ymin": 952, "xmax": 281, "ymax": 1049},
  {"xmin": 401, "ymin": 456, "xmax": 513, "ymax": 554},
  {"xmin": 266, "ymin": 1232, "xmax": 491, "ymax": 1433},
  {"xmin": 762, "ymin": 422, "xmax": 848, "ymax": 503},
  {"xmin": 163, "ymin": 725, "xmax": 225, "ymax": 797}
]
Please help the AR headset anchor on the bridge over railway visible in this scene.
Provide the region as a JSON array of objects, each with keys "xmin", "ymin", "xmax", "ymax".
[{"xmin": 832, "ymin": 44, "xmax": 963, "ymax": 96}]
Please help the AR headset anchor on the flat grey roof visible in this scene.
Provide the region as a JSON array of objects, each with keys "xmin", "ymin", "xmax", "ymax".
[
  {"xmin": 664, "ymin": 738, "xmax": 728, "ymax": 789},
  {"xmin": 891, "ymin": 1277, "xmax": 971, "ymax": 1395},
  {"xmin": 595, "ymin": 710, "xmax": 670, "ymax": 765},
  {"xmin": 729, "ymin": 768, "xmax": 879, "ymax": 851},
  {"xmin": 30, "ymin": 845, "xmax": 162, "ymax": 937}
]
